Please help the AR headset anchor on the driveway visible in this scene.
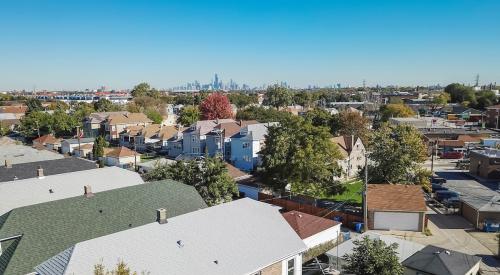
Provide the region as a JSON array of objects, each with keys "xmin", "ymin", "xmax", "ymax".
[{"xmin": 372, "ymin": 213, "xmax": 500, "ymax": 274}]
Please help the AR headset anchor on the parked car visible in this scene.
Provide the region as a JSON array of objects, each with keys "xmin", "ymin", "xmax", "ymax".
[
  {"xmin": 440, "ymin": 151, "xmax": 464, "ymax": 159},
  {"xmin": 431, "ymin": 177, "xmax": 447, "ymax": 184},
  {"xmin": 435, "ymin": 190, "xmax": 459, "ymax": 202},
  {"xmin": 432, "ymin": 183, "xmax": 448, "ymax": 193}
]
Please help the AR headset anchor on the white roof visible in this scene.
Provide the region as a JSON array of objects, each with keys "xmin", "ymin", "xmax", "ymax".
[
  {"xmin": 41, "ymin": 198, "xmax": 306, "ymax": 275},
  {"xmin": 0, "ymin": 166, "xmax": 143, "ymax": 215},
  {"xmin": 326, "ymin": 231, "xmax": 424, "ymax": 262},
  {"xmin": 0, "ymin": 144, "xmax": 64, "ymax": 165}
]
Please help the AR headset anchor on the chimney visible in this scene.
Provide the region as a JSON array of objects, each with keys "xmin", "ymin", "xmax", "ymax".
[
  {"xmin": 37, "ymin": 165, "xmax": 44, "ymax": 178},
  {"xmin": 4, "ymin": 159, "xmax": 12, "ymax": 168},
  {"xmin": 84, "ymin": 185, "xmax": 94, "ymax": 198},
  {"xmin": 157, "ymin": 208, "xmax": 167, "ymax": 224}
]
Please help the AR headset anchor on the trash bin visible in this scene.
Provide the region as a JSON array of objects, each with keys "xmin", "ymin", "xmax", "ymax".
[{"xmin": 355, "ymin": 222, "xmax": 363, "ymax": 233}]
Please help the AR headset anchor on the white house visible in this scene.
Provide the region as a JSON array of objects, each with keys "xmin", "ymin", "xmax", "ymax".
[
  {"xmin": 38, "ymin": 198, "xmax": 307, "ymax": 275},
  {"xmin": 330, "ymin": 135, "xmax": 366, "ymax": 179},
  {"xmin": 282, "ymin": 211, "xmax": 341, "ymax": 249},
  {"xmin": 102, "ymin": 147, "xmax": 140, "ymax": 169},
  {"xmin": 61, "ymin": 138, "xmax": 95, "ymax": 155}
]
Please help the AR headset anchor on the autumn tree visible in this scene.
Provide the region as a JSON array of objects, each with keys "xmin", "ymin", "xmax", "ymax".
[
  {"xmin": 342, "ymin": 236, "xmax": 404, "ymax": 275},
  {"xmin": 199, "ymin": 92, "xmax": 233, "ymax": 120},
  {"xmin": 379, "ymin": 104, "xmax": 415, "ymax": 121},
  {"xmin": 94, "ymin": 260, "xmax": 144, "ymax": 275},
  {"xmin": 177, "ymin": 105, "xmax": 201, "ymax": 126},
  {"xmin": 265, "ymin": 85, "xmax": 292, "ymax": 110},
  {"xmin": 144, "ymin": 156, "xmax": 238, "ymax": 206},
  {"xmin": 367, "ymin": 123, "xmax": 427, "ymax": 184},
  {"xmin": 260, "ymin": 116, "xmax": 344, "ymax": 197},
  {"xmin": 335, "ymin": 110, "xmax": 371, "ymax": 143}
]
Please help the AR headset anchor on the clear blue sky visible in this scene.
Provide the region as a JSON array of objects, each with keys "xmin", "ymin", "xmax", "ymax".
[{"xmin": 1, "ymin": 0, "xmax": 499, "ymax": 90}]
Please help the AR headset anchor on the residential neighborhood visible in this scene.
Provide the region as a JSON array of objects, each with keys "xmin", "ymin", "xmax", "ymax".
[{"xmin": 1, "ymin": 1, "xmax": 499, "ymax": 274}]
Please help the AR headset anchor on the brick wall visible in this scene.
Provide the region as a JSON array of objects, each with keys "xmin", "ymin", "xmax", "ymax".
[{"xmin": 260, "ymin": 260, "xmax": 282, "ymax": 275}]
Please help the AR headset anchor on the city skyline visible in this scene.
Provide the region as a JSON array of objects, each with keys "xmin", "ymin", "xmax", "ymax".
[{"xmin": 1, "ymin": 0, "xmax": 499, "ymax": 90}]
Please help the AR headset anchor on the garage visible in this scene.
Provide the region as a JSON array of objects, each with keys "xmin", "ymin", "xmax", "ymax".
[
  {"xmin": 374, "ymin": 212, "xmax": 420, "ymax": 231},
  {"xmin": 368, "ymin": 184, "xmax": 427, "ymax": 232}
]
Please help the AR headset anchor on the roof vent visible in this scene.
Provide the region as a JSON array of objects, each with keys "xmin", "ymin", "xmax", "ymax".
[
  {"xmin": 177, "ymin": 240, "xmax": 184, "ymax": 247},
  {"xmin": 213, "ymin": 260, "xmax": 218, "ymax": 265},
  {"xmin": 445, "ymin": 250, "xmax": 450, "ymax": 255},
  {"xmin": 37, "ymin": 166, "xmax": 44, "ymax": 179},
  {"xmin": 49, "ymin": 189, "xmax": 54, "ymax": 194},
  {"xmin": 4, "ymin": 159, "xmax": 12, "ymax": 168},
  {"xmin": 298, "ymin": 214, "xmax": 303, "ymax": 218},
  {"xmin": 84, "ymin": 185, "xmax": 94, "ymax": 198},
  {"xmin": 157, "ymin": 208, "xmax": 167, "ymax": 224}
]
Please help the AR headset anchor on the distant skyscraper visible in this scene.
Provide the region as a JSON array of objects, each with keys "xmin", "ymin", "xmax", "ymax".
[{"xmin": 213, "ymin": 73, "xmax": 219, "ymax": 90}]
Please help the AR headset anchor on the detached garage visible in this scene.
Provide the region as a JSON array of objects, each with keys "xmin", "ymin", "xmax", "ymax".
[{"xmin": 368, "ymin": 184, "xmax": 427, "ymax": 232}]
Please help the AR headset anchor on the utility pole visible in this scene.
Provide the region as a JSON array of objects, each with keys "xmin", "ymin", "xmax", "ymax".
[
  {"xmin": 76, "ymin": 126, "xmax": 81, "ymax": 154},
  {"xmin": 134, "ymin": 141, "xmax": 137, "ymax": 172},
  {"xmin": 431, "ymin": 140, "xmax": 435, "ymax": 175},
  {"xmin": 363, "ymin": 151, "xmax": 368, "ymax": 232}
]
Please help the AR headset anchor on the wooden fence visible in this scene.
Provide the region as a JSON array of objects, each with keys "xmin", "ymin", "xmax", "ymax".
[{"xmin": 258, "ymin": 192, "xmax": 363, "ymax": 229}]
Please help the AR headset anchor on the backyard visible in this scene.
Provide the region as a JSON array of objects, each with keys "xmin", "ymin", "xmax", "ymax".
[{"xmin": 328, "ymin": 179, "xmax": 363, "ymax": 204}]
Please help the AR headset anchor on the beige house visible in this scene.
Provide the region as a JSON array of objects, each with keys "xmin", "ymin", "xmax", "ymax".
[
  {"xmin": 103, "ymin": 113, "xmax": 152, "ymax": 140},
  {"xmin": 103, "ymin": 146, "xmax": 140, "ymax": 169},
  {"xmin": 331, "ymin": 136, "xmax": 366, "ymax": 179},
  {"xmin": 32, "ymin": 134, "xmax": 62, "ymax": 151},
  {"xmin": 73, "ymin": 144, "xmax": 94, "ymax": 159}
]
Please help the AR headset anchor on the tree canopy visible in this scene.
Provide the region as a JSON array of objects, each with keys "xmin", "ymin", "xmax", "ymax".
[
  {"xmin": 265, "ymin": 85, "xmax": 292, "ymax": 110},
  {"xmin": 236, "ymin": 106, "xmax": 293, "ymax": 123},
  {"xmin": 177, "ymin": 105, "xmax": 201, "ymax": 126},
  {"xmin": 94, "ymin": 98, "xmax": 123, "ymax": 112},
  {"xmin": 227, "ymin": 93, "xmax": 258, "ymax": 108},
  {"xmin": 144, "ymin": 108, "xmax": 163, "ymax": 124},
  {"xmin": 367, "ymin": 123, "xmax": 427, "ymax": 185},
  {"xmin": 335, "ymin": 110, "xmax": 371, "ymax": 143},
  {"xmin": 199, "ymin": 92, "xmax": 233, "ymax": 120},
  {"xmin": 130, "ymin": 82, "xmax": 160, "ymax": 98},
  {"xmin": 379, "ymin": 104, "xmax": 415, "ymax": 121},
  {"xmin": 260, "ymin": 116, "xmax": 343, "ymax": 197},
  {"xmin": 144, "ymin": 156, "xmax": 238, "ymax": 206},
  {"xmin": 26, "ymin": 98, "xmax": 43, "ymax": 113},
  {"xmin": 342, "ymin": 236, "xmax": 404, "ymax": 275}
]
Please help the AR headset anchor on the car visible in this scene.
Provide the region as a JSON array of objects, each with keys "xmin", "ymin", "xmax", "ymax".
[
  {"xmin": 440, "ymin": 151, "xmax": 464, "ymax": 159},
  {"xmin": 431, "ymin": 177, "xmax": 447, "ymax": 184},
  {"xmin": 432, "ymin": 183, "xmax": 448, "ymax": 192},
  {"xmin": 435, "ymin": 190, "xmax": 459, "ymax": 202}
]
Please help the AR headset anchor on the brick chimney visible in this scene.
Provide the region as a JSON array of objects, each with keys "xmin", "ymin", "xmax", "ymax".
[
  {"xmin": 157, "ymin": 208, "xmax": 167, "ymax": 224},
  {"xmin": 37, "ymin": 165, "xmax": 44, "ymax": 178},
  {"xmin": 84, "ymin": 185, "xmax": 94, "ymax": 198},
  {"xmin": 4, "ymin": 159, "xmax": 12, "ymax": 168}
]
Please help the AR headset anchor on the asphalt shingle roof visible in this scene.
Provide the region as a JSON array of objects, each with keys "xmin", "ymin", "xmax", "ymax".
[
  {"xmin": 0, "ymin": 158, "xmax": 97, "ymax": 182},
  {"xmin": 0, "ymin": 180, "xmax": 207, "ymax": 275}
]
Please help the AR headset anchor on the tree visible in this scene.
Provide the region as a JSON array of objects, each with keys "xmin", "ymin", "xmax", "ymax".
[
  {"xmin": 93, "ymin": 135, "xmax": 107, "ymax": 165},
  {"xmin": 94, "ymin": 99, "xmax": 115, "ymax": 112},
  {"xmin": 294, "ymin": 91, "xmax": 315, "ymax": 108},
  {"xmin": 19, "ymin": 111, "xmax": 53, "ymax": 138},
  {"xmin": 342, "ymin": 236, "xmax": 404, "ymax": 275},
  {"xmin": 94, "ymin": 260, "xmax": 143, "ymax": 275},
  {"xmin": 26, "ymin": 98, "xmax": 43, "ymax": 113},
  {"xmin": 304, "ymin": 108, "xmax": 334, "ymax": 128},
  {"xmin": 432, "ymin": 92, "xmax": 450, "ymax": 106},
  {"xmin": 336, "ymin": 110, "xmax": 371, "ymax": 143},
  {"xmin": 474, "ymin": 90, "xmax": 497, "ymax": 109},
  {"xmin": 177, "ymin": 105, "xmax": 200, "ymax": 126},
  {"xmin": 52, "ymin": 109, "xmax": 79, "ymax": 136},
  {"xmin": 444, "ymin": 83, "xmax": 476, "ymax": 105},
  {"xmin": 131, "ymin": 82, "xmax": 151, "ymax": 98},
  {"xmin": 144, "ymin": 108, "xmax": 163, "ymax": 124},
  {"xmin": 367, "ymin": 123, "xmax": 427, "ymax": 184},
  {"xmin": 260, "ymin": 116, "xmax": 343, "ymax": 197},
  {"xmin": 265, "ymin": 85, "xmax": 292, "ymax": 110},
  {"xmin": 144, "ymin": 156, "xmax": 238, "ymax": 206},
  {"xmin": 227, "ymin": 93, "xmax": 258, "ymax": 108},
  {"xmin": 199, "ymin": 93, "xmax": 233, "ymax": 120},
  {"xmin": 379, "ymin": 104, "xmax": 415, "ymax": 121}
]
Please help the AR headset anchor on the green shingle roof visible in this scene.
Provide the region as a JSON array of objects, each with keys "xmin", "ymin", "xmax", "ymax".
[{"xmin": 0, "ymin": 180, "xmax": 207, "ymax": 275}]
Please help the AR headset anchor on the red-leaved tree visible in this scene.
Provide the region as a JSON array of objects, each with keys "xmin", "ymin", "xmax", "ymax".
[{"xmin": 200, "ymin": 93, "xmax": 233, "ymax": 120}]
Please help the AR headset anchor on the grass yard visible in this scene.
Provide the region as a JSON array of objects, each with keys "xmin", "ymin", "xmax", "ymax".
[{"xmin": 329, "ymin": 179, "xmax": 363, "ymax": 204}]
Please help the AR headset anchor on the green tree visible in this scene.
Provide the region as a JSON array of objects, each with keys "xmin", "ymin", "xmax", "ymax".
[
  {"xmin": 379, "ymin": 104, "xmax": 415, "ymax": 121},
  {"xmin": 93, "ymin": 135, "xmax": 107, "ymax": 160},
  {"xmin": 294, "ymin": 90, "xmax": 315, "ymax": 108},
  {"xmin": 144, "ymin": 108, "xmax": 163, "ymax": 124},
  {"xmin": 236, "ymin": 106, "xmax": 292, "ymax": 123},
  {"xmin": 26, "ymin": 98, "xmax": 43, "ymax": 113},
  {"xmin": 432, "ymin": 92, "xmax": 450, "ymax": 106},
  {"xmin": 131, "ymin": 82, "xmax": 151, "ymax": 98},
  {"xmin": 367, "ymin": 123, "xmax": 427, "ymax": 184},
  {"xmin": 474, "ymin": 90, "xmax": 497, "ymax": 109},
  {"xmin": 94, "ymin": 260, "xmax": 143, "ymax": 275},
  {"xmin": 19, "ymin": 111, "xmax": 53, "ymax": 138},
  {"xmin": 342, "ymin": 236, "xmax": 404, "ymax": 275},
  {"xmin": 227, "ymin": 93, "xmax": 258, "ymax": 108},
  {"xmin": 444, "ymin": 83, "xmax": 476, "ymax": 104},
  {"xmin": 265, "ymin": 85, "xmax": 292, "ymax": 110},
  {"xmin": 304, "ymin": 108, "xmax": 333, "ymax": 128},
  {"xmin": 144, "ymin": 156, "xmax": 238, "ymax": 206},
  {"xmin": 94, "ymin": 99, "xmax": 115, "ymax": 112},
  {"xmin": 177, "ymin": 105, "xmax": 200, "ymax": 126},
  {"xmin": 260, "ymin": 116, "xmax": 343, "ymax": 196},
  {"xmin": 52, "ymin": 109, "xmax": 79, "ymax": 136}
]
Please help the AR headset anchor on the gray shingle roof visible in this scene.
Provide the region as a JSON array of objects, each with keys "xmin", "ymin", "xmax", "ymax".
[
  {"xmin": 402, "ymin": 245, "xmax": 481, "ymax": 275},
  {"xmin": 0, "ymin": 157, "xmax": 97, "ymax": 182},
  {"xmin": 40, "ymin": 198, "xmax": 306, "ymax": 275},
  {"xmin": 0, "ymin": 180, "xmax": 207, "ymax": 275}
]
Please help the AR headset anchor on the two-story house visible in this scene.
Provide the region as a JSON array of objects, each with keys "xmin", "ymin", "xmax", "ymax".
[
  {"xmin": 330, "ymin": 135, "xmax": 366, "ymax": 179},
  {"xmin": 205, "ymin": 120, "xmax": 258, "ymax": 160},
  {"xmin": 83, "ymin": 111, "xmax": 128, "ymax": 138},
  {"xmin": 103, "ymin": 112, "xmax": 152, "ymax": 140},
  {"xmin": 230, "ymin": 122, "xmax": 278, "ymax": 171},
  {"xmin": 182, "ymin": 119, "xmax": 235, "ymax": 157}
]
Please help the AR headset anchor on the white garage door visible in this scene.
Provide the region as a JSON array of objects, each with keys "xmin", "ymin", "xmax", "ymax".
[{"xmin": 374, "ymin": 212, "xmax": 420, "ymax": 231}]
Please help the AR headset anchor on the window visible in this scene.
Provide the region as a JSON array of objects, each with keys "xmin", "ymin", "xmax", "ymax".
[
  {"xmin": 191, "ymin": 135, "xmax": 197, "ymax": 142},
  {"xmin": 242, "ymin": 142, "xmax": 250, "ymax": 149},
  {"xmin": 243, "ymin": 155, "xmax": 251, "ymax": 162},
  {"xmin": 287, "ymin": 258, "xmax": 295, "ymax": 275},
  {"xmin": 192, "ymin": 147, "xmax": 200, "ymax": 154}
]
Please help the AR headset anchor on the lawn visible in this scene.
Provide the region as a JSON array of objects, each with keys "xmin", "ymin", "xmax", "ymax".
[{"xmin": 329, "ymin": 179, "xmax": 363, "ymax": 204}]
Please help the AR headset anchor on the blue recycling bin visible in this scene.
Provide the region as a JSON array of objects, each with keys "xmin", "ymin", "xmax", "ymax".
[
  {"xmin": 355, "ymin": 222, "xmax": 363, "ymax": 233},
  {"xmin": 333, "ymin": 216, "xmax": 343, "ymax": 222}
]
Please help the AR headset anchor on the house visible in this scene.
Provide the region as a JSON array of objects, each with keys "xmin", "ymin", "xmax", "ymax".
[
  {"xmin": 38, "ymin": 198, "xmax": 307, "ymax": 275},
  {"xmin": 73, "ymin": 143, "xmax": 94, "ymax": 158},
  {"xmin": 0, "ymin": 141, "xmax": 64, "ymax": 165},
  {"xmin": 103, "ymin": 112, "xmax": 153, "ymax": 140},
  {"xmin": 230, "ymin": 122, "xmax": 278, "ymax": 171},
  {"xmin": 368, "ymin": 184, "xmax": 427, "ymax": 231},
  {"xmin": 83, "ymin": 111, "xmax": 128, "ymax": 138},
  {"xmin": 103, "ymin": 146, "xmax": 140, "ymax": 168},
  {"xmin": 0, "ymin": 180, "xmax": 207, "ymax": 275},
  {"xmin": 485, "ymin": 104, "xmax": 500, "ymax": 128},
  {"xmin": 166, "ymin": 129, "xmax": 184, "ymax": 158},
  {"xmin": 283, "ymin": 210, "xmax": 341, "ymax": 249},
  {"xmin": 469, "ymin": 149, "xmax": 500, "ymax": 179},
  {"xmin": 402, "ymin": 245, "xmax": 481, "ymax": 275},
  {"xmin": 0, "ymin": 157, "xmax": 97, "ymax": 182},
  {"xmin": 137, "ymin": 158, "xmax": 176, "ymax": 173},
  {"xmin": 330, "ymin": 136, "xmax": 366, "ymax": 179},
  {"xmin": 0, "ymin": 166, "xmax": 143, "ymax": 216},
  {"xmin": 182, "ymin": 119, "xmax": 235, "ymax": 157},
  {"xmin": 32, "ymin": 134, "xmax": 62, "ymax": 151},
  {"xmin": 224, "ymin": 162, "xmax": 262, "ymax": 200},
  {"xmin": 61, "ymin": 138, "xmax": 95, "ymax": 155},
  {"xmin": 437, "ymin": 139, "xmax": 465, "ymax": 154},
  {"xmin": 326, "ymin": 232, "xmax": 425, "ymax": 273},
  {"xmin": 205, "ymin": 120, "xmax": 258, "ymax": 159}
]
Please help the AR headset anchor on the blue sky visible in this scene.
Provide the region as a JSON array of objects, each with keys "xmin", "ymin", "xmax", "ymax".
[{"xmin": 0, "ymin": 0, "xmax": 499, "ymax": 90}]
